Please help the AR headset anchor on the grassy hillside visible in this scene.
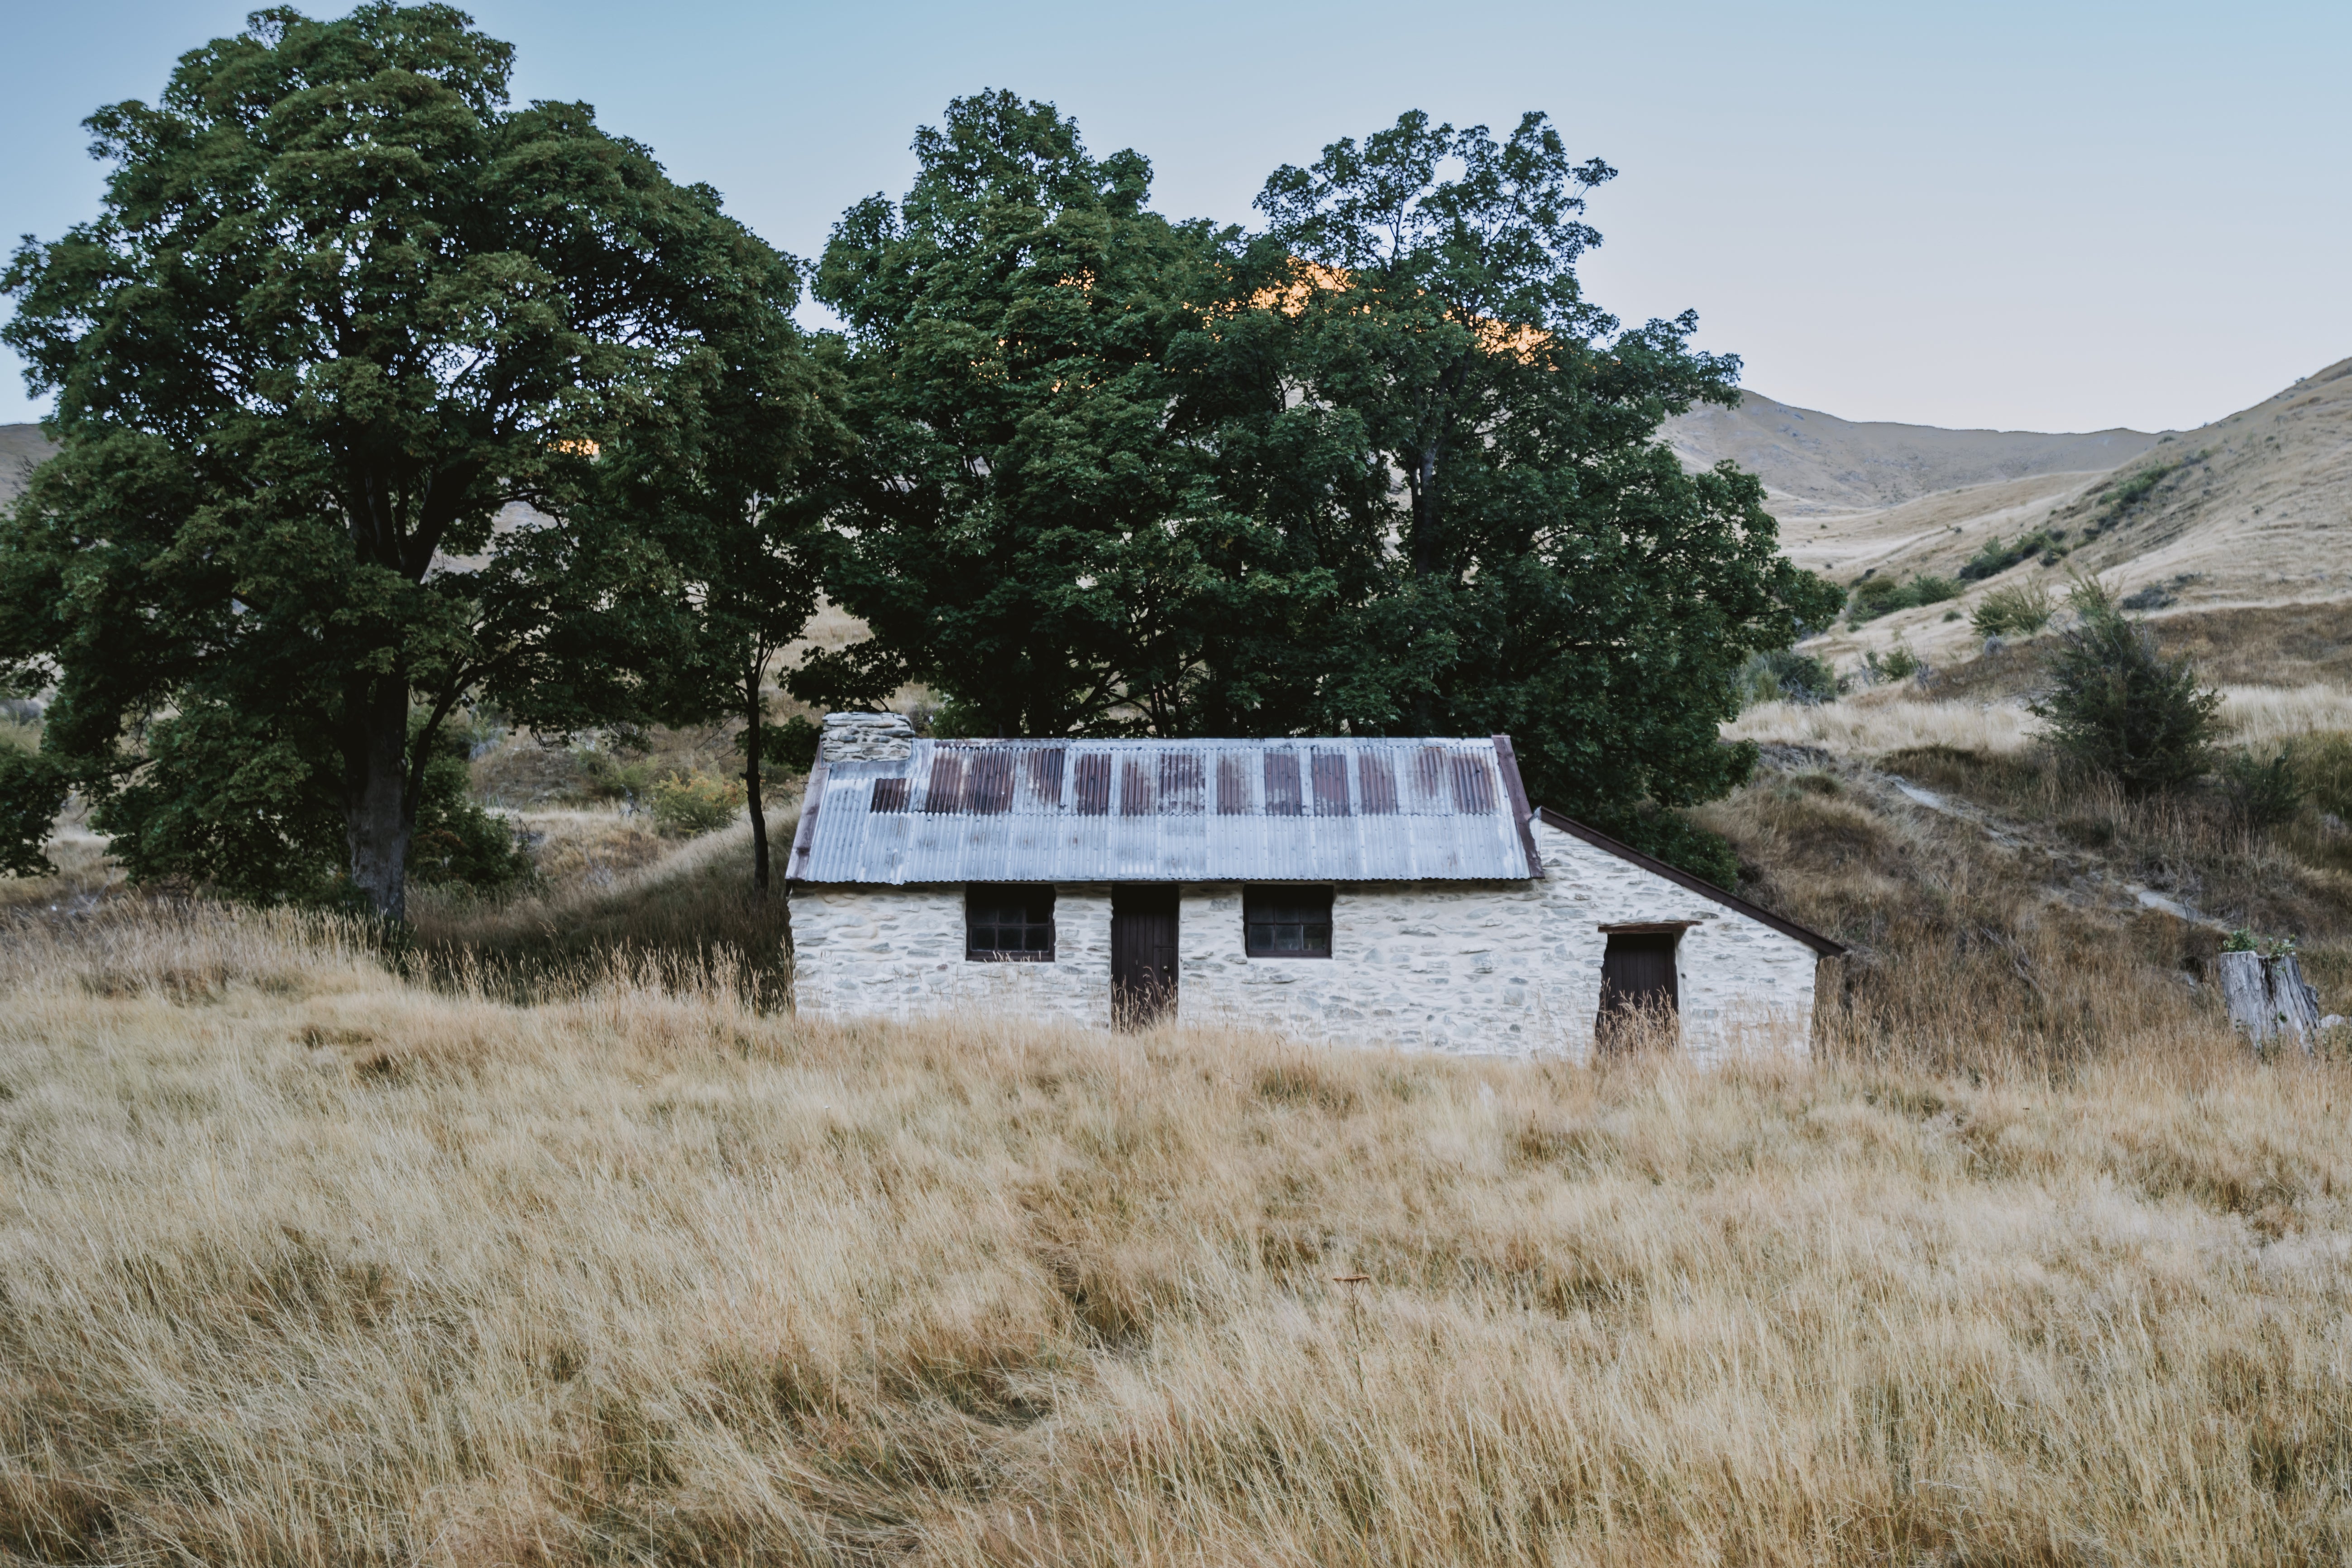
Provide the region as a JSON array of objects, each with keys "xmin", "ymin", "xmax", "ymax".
[
  {"xmin": 1720, "ymin": 619, "xmax": 2352, "ymax": 1078},
  {"xmin": 6, "ymin": 901, "xmax": 2352, "ymax": 1563},
  {"xmin": 1787, "ymin": 359, "xmax": 2352, "ymax": 673}
]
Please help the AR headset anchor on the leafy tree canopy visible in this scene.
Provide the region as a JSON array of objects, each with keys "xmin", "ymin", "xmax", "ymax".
[
  {"xmin": 813, "ymin": 100, "xmax": 1837, "ymax": 880},
  {"xmin": 1230, "ymin": 112, "xmax": 1842, "ymax": 874},
  {"xmin": 0, "ymin": 2, "xmax": 816, "ymax": 915},
  {"xmin": 800, "ymin": 91, "xmax": 1257, "ymax": 737}
]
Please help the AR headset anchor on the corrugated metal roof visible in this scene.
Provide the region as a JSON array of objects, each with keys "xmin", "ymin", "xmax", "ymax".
[{"xmin": 788, "ymin": 736, "xmax": 1542, "ymax": 885}]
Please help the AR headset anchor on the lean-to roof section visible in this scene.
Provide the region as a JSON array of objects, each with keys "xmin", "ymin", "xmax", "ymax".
[{"xmin": 789, "ymin": 736, "xmax": 1540, "ymax": 885}]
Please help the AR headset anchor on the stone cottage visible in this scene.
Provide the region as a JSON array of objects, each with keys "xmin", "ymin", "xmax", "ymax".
[{"xmin": 785, "ymin": 712, "xmax": 1842, "ymax": 1061}]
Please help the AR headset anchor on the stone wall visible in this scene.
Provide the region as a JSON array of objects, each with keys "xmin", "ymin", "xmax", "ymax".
[
  {"xmin": 788, "ymin": 882, "xmax": 1115, "ymax": 1028},
  {"xmin": 787, "ymin": 817, "xmax": 1821, "ymax": 1061},
  {"xmin": 1529, "ymin": 818, "xmax": 1820, "ymax": 1062},
  {"xmin": 818, "ymin": 711, "xmax": 915, "ymax": 763}
]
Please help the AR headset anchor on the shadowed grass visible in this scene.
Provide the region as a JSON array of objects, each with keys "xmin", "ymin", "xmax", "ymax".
[{"xmin": 404, "ymin": 806, "xmax": 798, "ymax": 1007}]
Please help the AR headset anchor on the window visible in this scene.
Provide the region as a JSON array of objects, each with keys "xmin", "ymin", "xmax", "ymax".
[
  {"xmin": 966, "ymin": 885, "xmax": 1055, "ymax": 961},
  {"xmin": 1244, "ymin": 886, "xmax": 1333, "ymax": 957}
]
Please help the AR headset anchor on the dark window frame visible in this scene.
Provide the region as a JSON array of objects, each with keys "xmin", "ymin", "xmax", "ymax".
[
  {"xmin": 1243, "ymin": 884, "xmax": 1334, "ymax": 959},
  {"xmin": 966, "ymin": 884, "xmax": 1056, "ymax": 962}
]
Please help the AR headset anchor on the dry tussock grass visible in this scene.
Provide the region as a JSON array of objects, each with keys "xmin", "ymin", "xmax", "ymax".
[
  {"xmin": 1730, "ymin": 682, "xmax": 2352, "ymax": 759},
  {"xmin": 2150, "ymin": 601, "xmax": 2352, "ymax": 689},
  {"xmin": 6, "ymin": 903, "xmax": 2352, "ymax": 1562},
  {"xmin": 1697, "ymin": 766, "xmax": 2242, "ymax": 1074},
  {"xmin": 1729, "ymin": 694, "xmax": 2038, "ymax": 756},
  {"xmin": 1866, "ymin": 746, "xmax": 2352, "ymax": 936}
]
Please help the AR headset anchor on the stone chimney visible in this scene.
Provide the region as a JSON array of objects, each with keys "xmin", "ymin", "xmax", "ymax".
[{"xmin": 819, "ymin": 710, "xmax": 916, "ymax": 764}]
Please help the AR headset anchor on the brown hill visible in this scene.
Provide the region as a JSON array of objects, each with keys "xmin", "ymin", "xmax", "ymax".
[
  {"xmin": 1769, "ymin": 358, "xmax": 2352, "ymax": 669},
  {"xmin": 1664, "ymin": 389, "xmax": 2166, "ymax": 516}
]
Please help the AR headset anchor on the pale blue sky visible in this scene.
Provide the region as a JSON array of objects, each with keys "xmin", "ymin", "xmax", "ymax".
[{"xmin": 4, "ymin": 1, "xmax": 2347, "ymax": 433}]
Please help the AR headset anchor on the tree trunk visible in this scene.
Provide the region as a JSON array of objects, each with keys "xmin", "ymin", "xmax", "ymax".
[
  {"xmin": 2218, "ymin": 950, "xmax": 2272, "ymax": 1044},
  {"xmin": 745, "ymin": 675, "xmax": 768, "ymax": 895},
  {"xmin": 342, "ymin": 684, "xmax": 412, "ymax": 921},
  {"xmin": 1408, "ymin": 439, "xmax": 1442, "ymax": 735}
]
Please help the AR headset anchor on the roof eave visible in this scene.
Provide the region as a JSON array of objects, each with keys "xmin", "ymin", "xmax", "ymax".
[
  {"xmin": 1491, "ymin": 734, "xmax": 1544, "ymax": 879},
  {"xmin": 783, "ymin": 759, "xmax": 829, "ymax": 887}
]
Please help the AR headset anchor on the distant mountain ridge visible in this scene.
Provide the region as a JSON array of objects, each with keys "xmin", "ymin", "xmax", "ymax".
[
  {"xmin": 1665, "ymin": 390, "xmax": 2169, "ymax": 514},
  {"xmin": 1772, "ymin": 354, "xmax": 2352, "ymax": 669}
]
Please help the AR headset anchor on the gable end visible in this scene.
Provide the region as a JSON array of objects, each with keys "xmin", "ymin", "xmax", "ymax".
[{"xmin": 1533, "ymin": 806, "xmax": 1845, "ymax": 956}]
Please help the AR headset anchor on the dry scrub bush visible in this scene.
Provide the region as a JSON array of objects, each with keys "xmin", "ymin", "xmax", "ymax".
[
  {"xmin": 6, "ymin": 906, "xmax": 2352, "ymax": 1562},
  {"xmin": 1728, "ymin": 683, "xmax": 2352, "ymax": 762}
]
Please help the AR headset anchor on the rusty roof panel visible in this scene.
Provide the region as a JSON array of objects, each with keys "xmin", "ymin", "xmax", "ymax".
[{"xmin": 789, "ymin": 737, "xmax": 1540, "ymax": 885}]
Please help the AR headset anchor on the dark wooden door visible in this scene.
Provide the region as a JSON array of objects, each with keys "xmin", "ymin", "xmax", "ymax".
[
  {"xmin": 1597, "ymin": 932, "xmax": 1679, "ymax": 1052},
  {"xmin": 1111, "ymin": 884, "xmax": 1180, "ymax": 1028}
]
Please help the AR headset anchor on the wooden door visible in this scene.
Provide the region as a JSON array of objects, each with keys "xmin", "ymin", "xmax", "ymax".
[
  {"xmin": 1111, "ymin": 885, "xmax": 1180, "ymax": 1028},
  {"xmin": 1597, "ymin": 932, "xmax": 1679, "ymax": 1052}
]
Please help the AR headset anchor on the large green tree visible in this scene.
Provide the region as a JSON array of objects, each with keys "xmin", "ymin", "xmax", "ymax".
[
  {"xmin": 0, "ymin": 3, "xmax": 814, "ymax": 916},
  {"xmin": 801, "ymin": 91, "xmax": 1267, "ymax": 736},
  {"xmin": 1230, "ymin": 111, "xmax": 1841, "ymax": 871}
]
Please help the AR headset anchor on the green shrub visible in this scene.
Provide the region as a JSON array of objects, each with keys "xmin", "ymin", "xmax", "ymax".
[
  {"xmin": 2031, "ymin": 584, "xmax": 2220, "ymax": 796},
  {"xmin": 2070, "ymin": 459, "xmax": 2188, "ymax": 542},
  {"xmin": 650, "ymin": 771, "xmax": 745, "ymax": 837},
  {"xmin": 770, "ymin": 714, "xmax": 821, "ymax": 774},
  {"xmin": 1863, "ymin": 643, "xmax": 1923, "ymax": 683},
  {"xmin": 2100, "ymin": 462, "xmax": 2175, "ymax": 512},
  {"xmin": 1591, "ymin": 803, "xmax": 1741, "ymax": 889},
  {"xmin": 410, "ymin": 753, "xmax": 535, "ymax": 892},
  {"xmin": 2219, "ymin": 747, "xmax": 2304, "ymax": 830},
  {"xmin": 1848, "ymin": 574, "xmax": 1961, "ymax": 625},
  {"xmin": 574, "ymin": 749, "xmax": 656, "ymax": 804},
  {"xmin": 95, "ymin": 705, "xmax": 532, "ymax": 903},
  {"xmin": 1736, "ymin": 649, "xmax": 1841, "ymax": 708},
  {"xmin": 0, "ymin": 746, "xmax": 68, "ymax": 876},
  {"xmin": 1971, "ymin": 583, "xmax": 2054, "ymax": 639},
  {"xmin": 1958, "ymin": 530, "xmax": 2068, "ymax": 581}
]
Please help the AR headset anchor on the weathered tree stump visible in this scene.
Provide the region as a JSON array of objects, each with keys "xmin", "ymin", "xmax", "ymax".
[
  {"xmin": 2220, "ymin": 950, "xmax": 2324, "ymax": 1053},
  {"xmin": 2218, "ymin": 950, "xmax": 2275, "ymax": 1044},
  {"xmin": 2272, "ymin": 953, "xmax": 2322, "ymax": 1050}
]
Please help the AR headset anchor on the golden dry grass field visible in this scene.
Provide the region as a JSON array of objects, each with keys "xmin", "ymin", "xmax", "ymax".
[{"xmin": 4, "ymin": 891, "xmax": 2352, "ymax": 1564}]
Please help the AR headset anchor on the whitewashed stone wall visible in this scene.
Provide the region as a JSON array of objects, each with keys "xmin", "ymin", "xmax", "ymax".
[
  {"xmin": 788, "ymin": 883, "xmax": 1116, "ymax": 1028},
  {"xmin": 787, "ymin": 817, "xmax": 1821, "ymax": 1061}
]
